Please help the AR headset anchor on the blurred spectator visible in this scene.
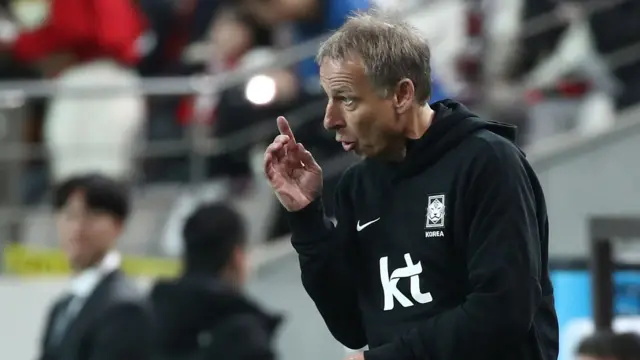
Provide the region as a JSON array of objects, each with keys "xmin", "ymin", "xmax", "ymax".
[
  {"xmin": 2, "ymin": 0, "xmax": 148, "ymax": 183},
  {"xmin": 576, "ymin": 331, "xmax": 640, "ymax": 360},
  {"xmin": 141, "ymin": 2, "xmax": 274, "ymax": 183},
  {"xmin": 151, "ymin": 202, "xmax": 281, "ymax": 360},
  {"xmin": 39, "ymin": 174, "xmax": 153, "ymax": 360}
]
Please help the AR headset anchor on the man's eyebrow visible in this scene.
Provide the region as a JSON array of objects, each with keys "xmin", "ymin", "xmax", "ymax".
[
  {"xmin": 330, "ymin": 87, "xmax": 353, "ymax": 95},
  {"xmin": 319, "ymin": 82, "xmax": 352, "ymax": 96}
]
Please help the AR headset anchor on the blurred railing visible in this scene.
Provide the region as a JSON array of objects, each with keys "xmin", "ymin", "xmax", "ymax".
[
  {"xmin": 0, "ymin": 1, "xmax": 439, "ymax": 212},
  {"xmin": 0, "ymin": 0, "xmax": 638, "ymax": 248}
]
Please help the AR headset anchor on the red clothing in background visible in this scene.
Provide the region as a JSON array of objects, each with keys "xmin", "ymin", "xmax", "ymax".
[{"xmin": 13, "ymin": 0, "xmax": 147, "ymax": 65}]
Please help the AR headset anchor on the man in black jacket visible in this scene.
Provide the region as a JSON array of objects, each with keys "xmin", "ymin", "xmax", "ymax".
[
  {"xmin": 150, "ymin": 202, "xmax": 280, "ymax": 360},
  {"xmin": 263, "ymin": 11, "xmax": 559, "ymax": 360}
]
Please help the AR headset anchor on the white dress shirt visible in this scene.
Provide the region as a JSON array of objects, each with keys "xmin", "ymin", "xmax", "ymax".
[{"xmin": 65, "ymin": 251, "xmax": 122, "ymax": 316}]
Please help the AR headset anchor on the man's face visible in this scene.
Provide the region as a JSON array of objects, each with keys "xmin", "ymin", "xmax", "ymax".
[
  {"xmin": 319, "ymin": 57, "xmax": 403, "ymax": 158},
  {"xmin": 56, "ymin": 191, "xmax": 122, "ymax": 270}
]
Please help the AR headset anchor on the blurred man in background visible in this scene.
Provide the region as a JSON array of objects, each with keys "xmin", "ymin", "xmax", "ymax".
[
  {"xmin": 150, "ymin": 202, "xmax": 281, "ymax": 360},
  {"xmin": 198, "ymin": 2, "xmax": 277, "ymax": 185},
  {"xmin": 576, "ymin": 332, "xmax": 640, "ymax": 360},
  {"xmin": 2, "ymin": 0, "xmax": 147, "ymax": 183},
  {"xmin": 39, "ymin": 174, "xmax": 153, "ymax": 360}
]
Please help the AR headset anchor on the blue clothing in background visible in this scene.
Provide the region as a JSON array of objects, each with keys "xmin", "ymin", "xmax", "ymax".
[
  {"xmin": 430, "ymin": 78, "xmax": 449, "ymax": 103},
  {"xmin": 295, "ymin": 0, "xmax": 370, "ymax": 93}
]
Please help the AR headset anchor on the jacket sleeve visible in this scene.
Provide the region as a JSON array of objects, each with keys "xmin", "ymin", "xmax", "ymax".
[
  {"xmin": 288, "ymin": 172, "xmax": 368, "ymax": 350},
  {"xmin": 365, "ymin": 140, "xmax": 543, "ymax": 360}
]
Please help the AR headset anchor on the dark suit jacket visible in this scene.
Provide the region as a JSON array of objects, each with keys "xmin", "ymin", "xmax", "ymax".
[{"xmin": 38, "ymin": 270, "xmax": 153, "ymax": 360}]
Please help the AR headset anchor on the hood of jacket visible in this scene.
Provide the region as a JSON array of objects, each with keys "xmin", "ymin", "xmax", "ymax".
[{"xmin": 393, "ymin": 99, "xmax": 518, "ymax": 178}]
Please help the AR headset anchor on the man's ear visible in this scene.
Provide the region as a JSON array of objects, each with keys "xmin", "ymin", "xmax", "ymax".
[
  {"xmin": 393, "ymin": 79, "xmax": 415, "ymax": 114},
  {"xmin": 230, "ymin": 245, "xmax": 248, "ymax": 284}
]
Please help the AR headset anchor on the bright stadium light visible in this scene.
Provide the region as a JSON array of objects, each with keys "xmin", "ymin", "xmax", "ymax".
[{"xmin": 245, "ymin": 74, "xmax": 276, "ymax": 105}]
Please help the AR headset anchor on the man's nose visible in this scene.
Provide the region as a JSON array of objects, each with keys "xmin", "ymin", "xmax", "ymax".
[{"xmin": 323, "ymin": 102, "xmax": 345, "ymax": 131}]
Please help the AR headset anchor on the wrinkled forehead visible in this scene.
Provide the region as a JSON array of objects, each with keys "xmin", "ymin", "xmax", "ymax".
[{"xmin": 319, "ymin": 56, "xmax": 370, "ymax": 90}]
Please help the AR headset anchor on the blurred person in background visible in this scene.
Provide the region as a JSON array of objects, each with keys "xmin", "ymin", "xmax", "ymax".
[
  {"xmin": 150, "ymin": 202, "xmax": 281, "ymax": 360},
  {"xmin": 1, "ymin": 0, "xmax": 148, "ymax": 183},
  {"xmin": 576, "ymin": 332, "xmax": 640, "ymax": 360},
  {"xmin": 138, "ymin": 0, "xmax": 275, "ymax": 183},
  {"xmin": 137, "ymin": 0, "xmax": 230, "ymax": 183},
  {"xmin": 39, "ymin": 174, "xmax": 153, "ymax": 360},
  {"xmin": 201, "ymin": 3, "xmax": 277, "ymax": 185}
]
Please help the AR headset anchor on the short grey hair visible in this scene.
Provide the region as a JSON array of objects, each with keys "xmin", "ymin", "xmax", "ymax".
[{"xmin": 316, "ymin": 11, "xmax": 432, "ymax": 104}]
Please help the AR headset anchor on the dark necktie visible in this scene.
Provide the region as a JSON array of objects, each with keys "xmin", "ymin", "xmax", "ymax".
[{"xmin": 48, "ymin": 295, "xmax": 78, "ymax": 347}]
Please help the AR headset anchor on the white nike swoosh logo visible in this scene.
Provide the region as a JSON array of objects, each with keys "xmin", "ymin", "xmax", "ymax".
[{"xmin": 357, "ymin": 218, "xmax": 380, "ymax": 231}]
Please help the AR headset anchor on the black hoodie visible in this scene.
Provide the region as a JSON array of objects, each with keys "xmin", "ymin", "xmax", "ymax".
[
  {"xmin": 150, "ymin": 276, "xmax": 281, "ymax": 360},
  {"xmin": 288, "ymin": 100, "xmax": 559, "ymax": 360}
]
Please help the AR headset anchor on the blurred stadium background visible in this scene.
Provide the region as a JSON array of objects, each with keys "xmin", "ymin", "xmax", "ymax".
[{"xmin": 0, "ymin": 0, "xmax": 639, "ymax": 359}]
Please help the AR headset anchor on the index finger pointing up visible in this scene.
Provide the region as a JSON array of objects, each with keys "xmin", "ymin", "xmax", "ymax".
[{"xmin": 277, "ymin": 116, "xmax": 296, "ymax": 144}]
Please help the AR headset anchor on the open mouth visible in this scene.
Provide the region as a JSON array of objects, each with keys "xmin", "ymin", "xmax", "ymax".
[{"xmin": 340, "ymin": 141, "xmax": 356, "ymax": 152}]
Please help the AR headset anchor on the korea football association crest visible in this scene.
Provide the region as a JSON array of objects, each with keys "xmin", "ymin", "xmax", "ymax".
[{"xmin": 425, "ymin": 194, "xmax": 446, "ymax": 230}]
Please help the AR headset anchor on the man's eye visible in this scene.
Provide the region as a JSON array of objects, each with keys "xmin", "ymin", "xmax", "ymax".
[{"xmin": 332, "ymin": 95, "xmax": 355, "ymax": 106}]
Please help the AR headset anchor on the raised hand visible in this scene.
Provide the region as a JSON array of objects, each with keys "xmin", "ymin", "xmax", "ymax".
[{"xmin": 264, "ymin": 116, "xmax": 323, "ymax": 211}]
